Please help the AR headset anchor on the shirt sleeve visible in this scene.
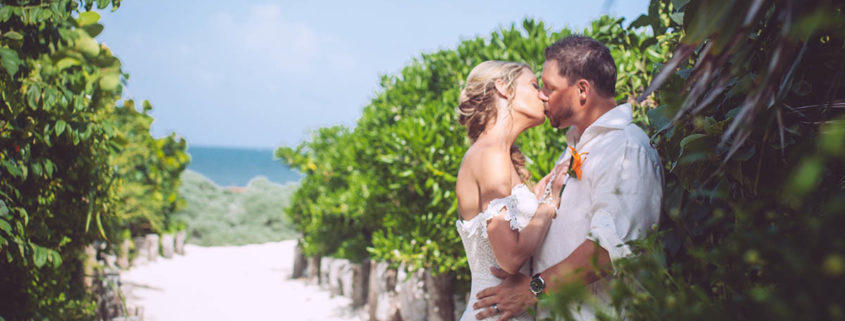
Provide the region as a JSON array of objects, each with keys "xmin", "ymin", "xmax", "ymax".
[{"xmin": 585, "ymin": 137, "xmax": 663, "ymax": 270}]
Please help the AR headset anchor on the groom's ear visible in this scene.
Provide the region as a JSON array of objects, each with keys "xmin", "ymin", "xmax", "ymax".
[
  {"xmin": 577, "ymin": 79, "xmax": 591, "ymax": 102},
  {"xmin": 494, "ymin": 79, "xmax": 511, "ymax": 99}
]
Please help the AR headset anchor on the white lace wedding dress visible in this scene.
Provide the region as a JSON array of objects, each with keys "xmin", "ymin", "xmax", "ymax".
[{"xmin": 456, "ymin": 184, "xmax": 539, "ymax": 321}]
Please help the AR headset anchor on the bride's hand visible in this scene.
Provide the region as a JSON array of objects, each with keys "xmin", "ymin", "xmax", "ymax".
[
  {"xmin": 547, "ymin": 160, "xmax": 569, "ymax": 208},
  {"xmin": 551, "ymin": 160, "xmax": 569, "ymax": 195},
  {"xmin": 533, "ymin": 173, "xmax": 553, "ymax": 198}
]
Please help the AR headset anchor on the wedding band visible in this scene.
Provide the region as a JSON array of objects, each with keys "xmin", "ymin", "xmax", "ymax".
[{"xmin": 493, "ymin": 303, "xmax": 500, "ymax": 314}]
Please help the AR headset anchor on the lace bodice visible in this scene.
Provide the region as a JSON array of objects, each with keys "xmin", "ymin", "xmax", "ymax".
[{"xmin": 455, "ymin": 184, "xmax": 538, "ymax": 321}]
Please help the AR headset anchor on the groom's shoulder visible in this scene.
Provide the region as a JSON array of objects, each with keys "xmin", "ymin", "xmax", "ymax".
[{"xmin": 622, "ymin": 123, "xmax": 653, "ymax": 150}]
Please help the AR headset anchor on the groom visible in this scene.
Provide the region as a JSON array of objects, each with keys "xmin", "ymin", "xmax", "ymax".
[{"xmin": 474, "ymin": 36, "xmax": 664, "ymax": 320}]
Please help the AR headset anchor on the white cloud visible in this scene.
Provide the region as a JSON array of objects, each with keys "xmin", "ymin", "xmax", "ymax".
[{"xmin": 211, "ymin": 4, "xmax": 354, "ymax": 73}]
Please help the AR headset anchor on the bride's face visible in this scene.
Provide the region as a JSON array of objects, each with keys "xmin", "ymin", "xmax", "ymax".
[{"xmin": 509, "ymin": 68, "xmax": 546, "ymax": 127}]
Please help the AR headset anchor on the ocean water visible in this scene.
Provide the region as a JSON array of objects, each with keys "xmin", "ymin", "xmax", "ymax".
[{"xmin": 186, "ymin": 146, "xmax": 301, "ymax": 187}]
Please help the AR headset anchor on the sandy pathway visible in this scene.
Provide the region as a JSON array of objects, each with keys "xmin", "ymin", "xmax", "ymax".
[{"xmin": 121, "ymin": 240, "xmax": 362, "ymax": 321}]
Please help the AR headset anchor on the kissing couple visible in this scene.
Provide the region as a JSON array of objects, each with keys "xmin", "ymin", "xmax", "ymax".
[{"xmin": 455, "ymin": 35, "xmax": 664, "ymax": 321}]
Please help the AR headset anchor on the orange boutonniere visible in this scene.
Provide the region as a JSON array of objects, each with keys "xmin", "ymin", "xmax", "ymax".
[{"xmin": 567, "ymin": 146, "xmax": 588, "ymax": 180}]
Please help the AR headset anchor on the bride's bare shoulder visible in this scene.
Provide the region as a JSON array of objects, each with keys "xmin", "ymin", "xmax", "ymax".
[
  {"xmin": 457, "ymin": 143, "xmax": 513, "ymax": 219},
  {"xmin": 459, "ymin": 143, "xmax": 512, "ymax": 194}
]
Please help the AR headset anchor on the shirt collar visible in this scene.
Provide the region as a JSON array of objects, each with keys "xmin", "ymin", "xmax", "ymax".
[{"xmin": 565, "ymin": 103, "xmax": 633, "ymax": 148}]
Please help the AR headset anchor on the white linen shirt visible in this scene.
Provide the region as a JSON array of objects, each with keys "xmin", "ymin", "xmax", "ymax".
[{"xmin": 533, "ymin": 103, "xmax": 663, "ymax": 320}]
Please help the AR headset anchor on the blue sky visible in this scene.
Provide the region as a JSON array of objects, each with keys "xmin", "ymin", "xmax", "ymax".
[{"xmin": 97, "ymin": 0, "xmax": 649, "ymax": 149}]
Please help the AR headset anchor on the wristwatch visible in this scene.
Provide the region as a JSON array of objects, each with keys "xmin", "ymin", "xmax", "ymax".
[{"xmin": 529, "ymin": 273, "xmax": 545, "ymax": 297}]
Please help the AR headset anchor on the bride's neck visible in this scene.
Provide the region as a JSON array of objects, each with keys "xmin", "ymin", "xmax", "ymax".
[{"xmin": 478, "ymin": 113, "xmax": 527, "ymax": 149}]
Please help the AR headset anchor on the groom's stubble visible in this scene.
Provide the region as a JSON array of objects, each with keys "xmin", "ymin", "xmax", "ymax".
[{"xmin": 541, "ymin": 59, "xmax": 575, "ymax": 129}]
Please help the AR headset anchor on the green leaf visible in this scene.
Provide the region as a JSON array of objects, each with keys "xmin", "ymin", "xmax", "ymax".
[
  {"xmin": 55, "ymin": 120, "xmax": 67, "ymax": 136},
  {"xmin": 0, "ymin": 6, "xmax": 13, "ymax": 23},
  {"xmin": 33, "ymin": 245, "xmax": 48, "ymax": 268},
  {"xmin": 76, "ymin": 11, "xmax": 100, "ymax": 26},
  {"xmin": 0, "ymin": 47, "xmax": 21, "ymax": 77},
  {"xmin": 56, "ymin": 57, "xmax": 81, "ymax": 70},
  {"xmin": 0, "ymin": 218, "xmax": 11, "ymax": 234},
  {"xmin": 74, "ymin": 31, "xmax": 100, "ymax": 57},
  {"xmin": 50, "ymin": 251, "xmax": 62, "ymax": 267},
  {"xmin": 99, "ymin": 72, "xmax": 120, "ymax": 91},
  {"xmin": 680, "ymin": 134, "xmax": 707, "ymax": 150},
  {"xmin": 31, "ymin": 162, "xmax": 43, "ymax": 177},
  {"xmin": 788, "ymin": 158, "xmax": 823, "ymax": 196},
  {"xmin": 2, "ymin": 160, "xmax": 21, "ymax": 178},
  {"xmin": 3, "ymin": 31, "xmax": 23, "ymax": 40},
  {"xmin": 670, "ymin": 12, "xmax": 685, "ymax": 25},
  {"xmin": 96, "ymin": 211, "xmax": 107, "ymax": 239},
  {"xmin": 82, "ymin": 23, "xmax": 104, "ymax": 37},
  {"xmin": 671, "ymin": 0, "xmax": 690, "ymax": 9},
  {"xmin": 43, "ymin": 160, "xmax": 54, "ymax": 177}
]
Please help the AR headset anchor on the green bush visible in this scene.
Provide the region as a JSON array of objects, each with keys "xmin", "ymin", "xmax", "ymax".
[
  {"xmin": 545, "ymin": 1, "xmax": 845, "ymax": 320},
  {"xmin": 171, "ymin": 170, "xmax": 298, "ymax": 246},
  {"xmin": 0, "ymin": 1, "xmax": 188, "ymax": 319}
]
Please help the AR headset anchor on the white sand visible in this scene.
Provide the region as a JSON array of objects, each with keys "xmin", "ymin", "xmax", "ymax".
[{"xmin": 121, "ymin": 240, "xmax": 363, "ymax": 321}]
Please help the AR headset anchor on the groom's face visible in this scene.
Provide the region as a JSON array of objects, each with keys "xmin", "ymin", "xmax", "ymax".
[{"xmin": 540, "ymin": 59, "xmax": 576, "ymax": 128}]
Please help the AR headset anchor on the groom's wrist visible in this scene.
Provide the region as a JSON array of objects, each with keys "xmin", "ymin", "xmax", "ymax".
[{"xmin": 529, "ymin": 272, "xmax": 546, "ymax": 297}]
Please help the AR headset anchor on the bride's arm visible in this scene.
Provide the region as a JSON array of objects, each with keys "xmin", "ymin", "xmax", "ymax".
[
  {"xmin": 487, "ymin": 203, "xmax": 556, "ymax": 274},
  {"xmin": 478, "ymin": 152, "xmax": 556, "ymax": 275}
]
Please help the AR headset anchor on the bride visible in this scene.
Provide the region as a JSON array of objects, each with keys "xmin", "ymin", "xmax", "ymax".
[{"xmin": 456, "ymin": 61, "xmax": 563, "ymax": 321}]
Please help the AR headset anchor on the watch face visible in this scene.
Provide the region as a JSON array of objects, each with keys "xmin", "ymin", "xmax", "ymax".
[{"xmin": 530, "ymin": 277, "xmax": 543, "ymax": 293}]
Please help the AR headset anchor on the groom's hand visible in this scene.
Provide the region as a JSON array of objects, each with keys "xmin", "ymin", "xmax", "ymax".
[{"xmin": 474, "ymin": 267, "xmax": 536, "ymax": 321}]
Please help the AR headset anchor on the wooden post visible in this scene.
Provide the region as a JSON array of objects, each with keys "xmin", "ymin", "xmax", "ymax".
[
  {"xmin": 174, "ymin": 230, "xmax": 187, "ymax": 255},
  {"xmin": 338, "ymin": 259, "xmax": 354, "ymax": 297},
  {"xmin": 351, "ymin": 259, "xmax": 370, "ymax": 308},
  {"xmin": 425, "ymin": 271, "xmax": 456, "ymax": 321},
  {"xmin": 133, "ymin": 236, "xmax": 147, "ymax": 265},
  {"xmin": 306, "ymin": 255, "xmax": 321, "ymax": 285},
  {"xmin": 320, "ymin": 257, "xmax": 333, "ymax": 290},
  {"xmin": 145, "ymin": 234, "xmax": 159, "ymax": 262},
  {"xmin": 397, "ymin": 266, "xmax": 428, "ymax": 321},
  {"xmin": 369, "ymin": 261, "xmax": 401, "ymax": 321},
  {"xmin": 161, "ymin": 234, "xmax": 175, "ymax": 259},
  {"xmin": 292, "ymin": 241, "xmax": 307, "ymax": 279},
  {"xmin": 83, "ymin": 244, "xmax": 97, "ymax": 288},
  {"xmin": 117, "ymin": 239, "xmax": 131, "ymax": 269}
]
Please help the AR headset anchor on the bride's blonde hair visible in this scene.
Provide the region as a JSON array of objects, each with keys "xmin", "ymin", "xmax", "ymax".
[{"xmin": 458, "ymin": 60, "xmax": 531, "ymax": 182}]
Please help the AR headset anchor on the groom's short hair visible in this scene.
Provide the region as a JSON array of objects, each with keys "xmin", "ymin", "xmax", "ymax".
[{"xmin": 545, "ymin": 35, "xmax": 616, "ymax": 98}]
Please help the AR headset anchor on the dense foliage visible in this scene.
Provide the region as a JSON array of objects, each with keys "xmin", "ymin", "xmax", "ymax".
[
  {"xmin": 282, "ymin": 0, "xmax": 844, "ymax": 319},
  {"xmin": 172, "ymin": 170, "xmax": 298, "ymax": 246},
  {"xmin": 546, "ymin": 0, "xmax": 845, "ymax": 320},
  {"xmin": 278, "ymin": 16, "xmax": 672, "ymax": 285},
  {"xmin": 0, "ymin": 1, "xmax": 188, "ymax": 319}
]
